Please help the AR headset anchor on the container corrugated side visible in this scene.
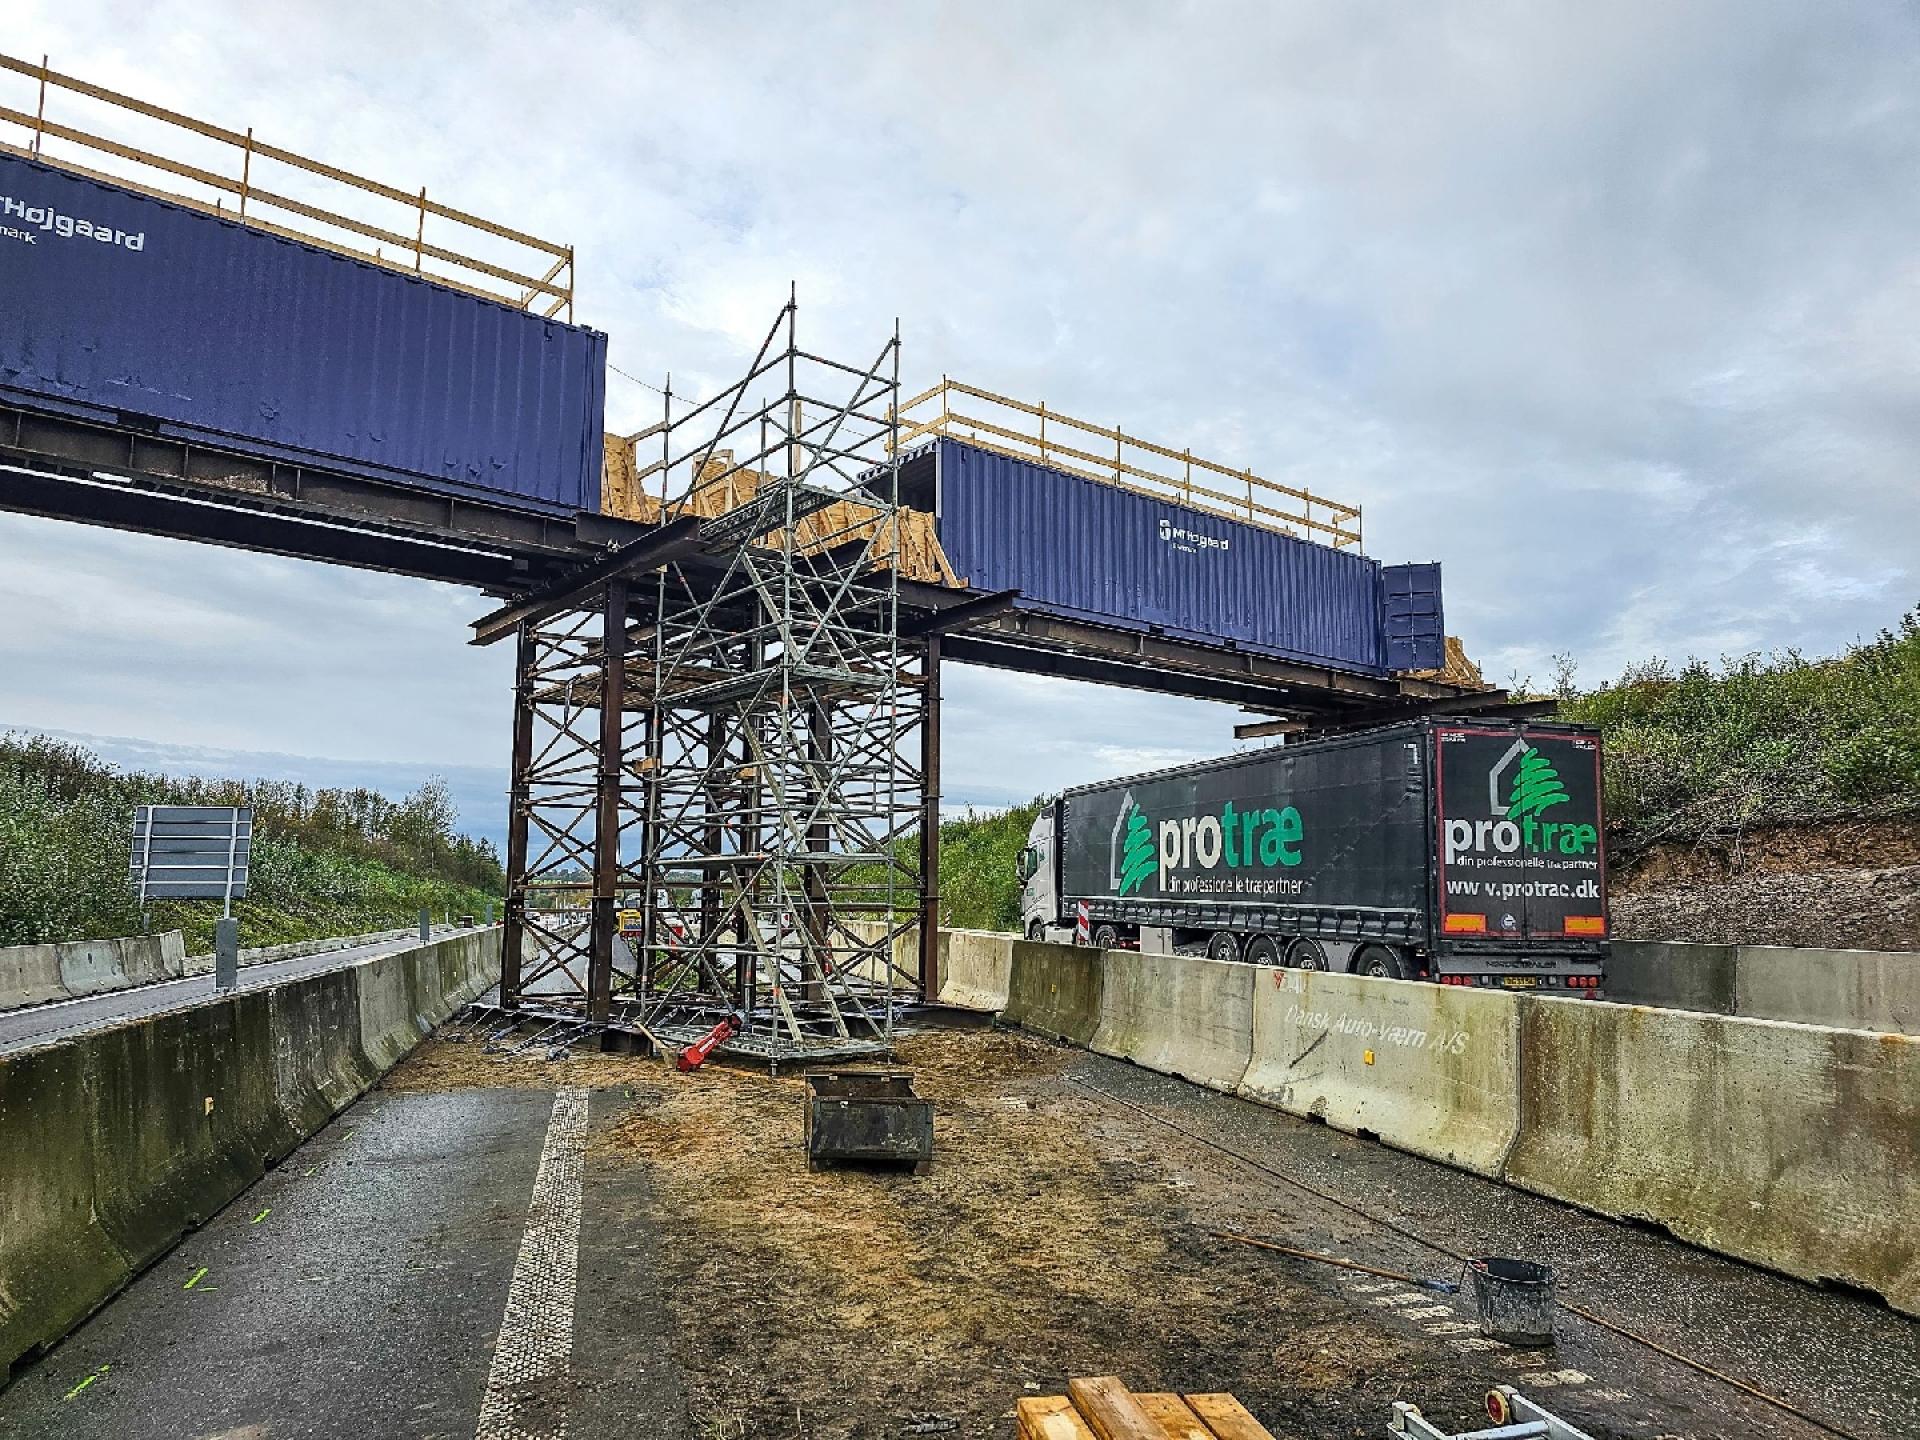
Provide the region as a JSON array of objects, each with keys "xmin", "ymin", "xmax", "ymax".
[
  {"xmin": 0, "ymin": 152, "xmax": 606, "ymax": 515},
  {"xmin": 933, "ymin": 438, "xmax": 1385, "ymax": 674}
]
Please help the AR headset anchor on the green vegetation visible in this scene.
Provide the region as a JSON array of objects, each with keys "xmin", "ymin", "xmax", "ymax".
[
  {"xmin": 1559, "ymin": 607, "xmax": 1920, "ymax": 852},
  {"xmin": 933, "ymin": 800, "xmax": 1045, "ymax": 931},
  {"xmin": 0, "ymin": 733, "xmax": 502, "ymax": 951}
]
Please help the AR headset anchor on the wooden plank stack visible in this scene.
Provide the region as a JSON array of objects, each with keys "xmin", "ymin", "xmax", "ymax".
[{"xmin": 1018, "ymin": 1376, "xmax": 1276, "ymax": 1440}]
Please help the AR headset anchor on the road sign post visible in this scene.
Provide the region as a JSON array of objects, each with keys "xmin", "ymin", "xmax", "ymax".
[{"xmin": 214, "ymin": 917, "xmax": 239, "ymax": 991}]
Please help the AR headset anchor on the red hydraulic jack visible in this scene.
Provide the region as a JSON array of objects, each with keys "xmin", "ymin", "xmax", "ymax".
[{"xmin": 676, "ymin": 1015, "xmax": 740, "ymax": 1072}]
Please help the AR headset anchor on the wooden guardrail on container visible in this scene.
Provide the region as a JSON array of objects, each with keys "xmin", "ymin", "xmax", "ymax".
[
  {"xmin": 0, "ymin": 52, "xmax": 573, "ymax": 316},
  {"xmin": 890, "ymin": 377, "xmax": 1363, "ymax": 550}
]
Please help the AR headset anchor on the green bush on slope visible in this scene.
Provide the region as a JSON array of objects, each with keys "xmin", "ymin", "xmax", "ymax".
[{"xmin": 0, "ymin": 733, "xmax": 501, "ymax": 951}]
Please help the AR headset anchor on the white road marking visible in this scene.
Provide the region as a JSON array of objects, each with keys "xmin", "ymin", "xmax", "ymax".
[{"xmin": 476, "ymin": 1087, "xmax": 590, "ymax": 1440}]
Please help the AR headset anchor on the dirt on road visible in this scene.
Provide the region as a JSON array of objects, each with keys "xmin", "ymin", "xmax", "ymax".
[{"xmin": 390, "ymin": 1028, "xmax": 1558, "ymax": 1439}]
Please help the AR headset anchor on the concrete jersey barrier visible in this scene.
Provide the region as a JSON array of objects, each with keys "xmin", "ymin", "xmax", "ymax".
[
  {"xmin": 0, "ymin": 931, "xmax": 188, "ymax": 1013},
  {"xmin": 1092, "ymin": 949, "xmax": 1252, "ymax": 1094},
  {"xmin": 1605, "ymin": 939, "xmax": 1917, "ymax": 1035},
  {"xmin": 1001, "ymin": 939, "xmax": 1103, "ymax": 1045},
  {"xmin": 0, "ymin": 927, "xmax": 497, "ymax": 1379},
  {"xmin": 1506, "ymin": 997, "xmax": 1919, "ymax": 1316},
  {"xmin": 938, "ymin": 930, "xmax": 1013, "ymax": 1011},
  {"xmin": 1239, "ymin": 966, "xmax": 1523, "ymax": 1178}
]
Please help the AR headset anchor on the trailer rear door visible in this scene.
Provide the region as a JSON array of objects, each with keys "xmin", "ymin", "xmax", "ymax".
[{"xmin": 1435, "ymin": 727, "xmax": 1606, "ymax": 945}]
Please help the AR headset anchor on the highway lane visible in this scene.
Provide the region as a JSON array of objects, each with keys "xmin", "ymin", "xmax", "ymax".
[
  {"xmin": 0, "ymin": 1079, "xmax": 685, "ymax": 1440},
  {"xmin": 0, "ymin": 926, "xmax": 485, "ymax": 1056}
]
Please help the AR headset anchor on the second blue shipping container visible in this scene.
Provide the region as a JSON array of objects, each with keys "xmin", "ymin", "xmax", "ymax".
[
  {"xmin": 0, "ymin": 151, "xmax": 606, "ymax": 515},
  {"xmin": 902, "ymin": 437, "xmax": 1443, "ymax": 677}
]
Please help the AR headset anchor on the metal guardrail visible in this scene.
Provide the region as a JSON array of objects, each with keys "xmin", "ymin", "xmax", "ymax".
[
  {"xmin": 890, "ymin": 376, "xmax": 1364, "ymax": 550},
  {"xmin": 0, "ymin": 52, "xmax": 574, "ymax": 317}
]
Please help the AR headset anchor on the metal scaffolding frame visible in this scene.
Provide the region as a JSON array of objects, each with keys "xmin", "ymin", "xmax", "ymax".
[{"xmin": 493, "ymin": 295, "xmax": 928, "ymax": 1065}]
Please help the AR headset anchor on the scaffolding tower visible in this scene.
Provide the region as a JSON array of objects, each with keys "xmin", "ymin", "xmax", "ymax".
[{"xmin": 487, "ymin": 295, "xmax": 930, "ymax": 1066}]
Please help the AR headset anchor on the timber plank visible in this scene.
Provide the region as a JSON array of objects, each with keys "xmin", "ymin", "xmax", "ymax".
[
  {"xmin": 1183, "ymin": 1394, "xmax": 1276, "ymax": 1440},
  {"xmin": 1017, "ymin": 1395, "xmax": 1099, "ymax": 1440},
  {"xmin": 1068, "ymin": 1376, "xmax": 1169, "ymax": 1440},
  {"xmin": 1134, "ymin": 1393, "xmax": 1214, "ymax": 1440}
]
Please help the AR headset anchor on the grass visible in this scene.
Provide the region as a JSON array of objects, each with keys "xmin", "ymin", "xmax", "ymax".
[{"xmin": 0, "ymin": 732, "xmax": 502, "ymax": 952}]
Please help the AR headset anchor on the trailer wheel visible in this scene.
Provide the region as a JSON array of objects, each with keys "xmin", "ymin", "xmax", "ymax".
[
  {"xmin": 1092, "ymin": 923, "xmax": 1120, "ymax": 949},
  {"xmin": 1355, "ymin": 944, "xmax": 1410, "ymax": 980},
  {"xmin": 1285, "ymin": 937, "xmax": 1329, "ymax": 970},
  {"xmin": 1206, "ymin": 931, "xmax": 1241, "ymax": 963},
  {"xmin": 1243, "ymin": 934, "xmax": 1280, "ymax": 967}
]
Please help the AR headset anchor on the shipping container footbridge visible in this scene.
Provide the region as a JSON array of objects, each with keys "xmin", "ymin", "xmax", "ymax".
[{"xmin": 0, "ymin": 55, "xmax": 1539, "ymax": 1064}]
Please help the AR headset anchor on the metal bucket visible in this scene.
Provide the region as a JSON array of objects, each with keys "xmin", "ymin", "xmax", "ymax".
[{"xmin": 1466, "ymin": 1258, "xmax": 1556, "ymax": 1346}]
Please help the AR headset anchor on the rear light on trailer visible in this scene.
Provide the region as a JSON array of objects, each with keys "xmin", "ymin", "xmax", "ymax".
[
  {"xmin": 1565, "ymin": 916, "xmax": 1606, "ymax": 935},
  {"xmin": 1444, "ymin": 913, "xmax": 1487, "ymax": 934},
  {"xmin": 1564, "ymin": 975, "xmax": 1602, "ymax": 990}
]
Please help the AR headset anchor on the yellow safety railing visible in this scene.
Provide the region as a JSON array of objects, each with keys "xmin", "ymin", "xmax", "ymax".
[
  {"xmin": 890, "ymin": 377, "xmax": 1362, "ymax": 550},
  {"xmin": 0, "ymin": 52, "xmax": 573, "ymax": 317}
]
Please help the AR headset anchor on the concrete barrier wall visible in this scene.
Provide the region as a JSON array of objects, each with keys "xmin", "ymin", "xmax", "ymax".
[
  {"xmin": 0, "ymin": 928, "xmax": 496, "ymax": 1380},
  {"xmin": 1607, "ymin": 939, "xmax": 1918, "ymax": 1034},
  {"xmin": 1240, "ymin": 967, "xmax": 1523, "ymax": 1177},
  {"xmin": 940, "ymin": 930, "xmax": 1012, "ymax": 1011},
  {"xmin": 1506, "ymin": 998, "xmax": 1920, "ymax": 1316},
  {"xmin": 1092, "ymin": 949, "xmax": 1252, "ymax": 1094},
  {"xmin": 1001, "ymin": 939, "xmax": 1103, "ymax": 1045},
  {"xmin": 0, "ymin": 925, "xmax": 455, "ymax": 1015},
  {"xmin": 0, "ymin": 932, "xmax": 188, "ymax": 1013}
]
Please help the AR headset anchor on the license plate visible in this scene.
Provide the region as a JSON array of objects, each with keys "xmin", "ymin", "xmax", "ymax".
[{"xmin": 1499, "ymin": 976, "xmax": 1539, "ymax": 989}]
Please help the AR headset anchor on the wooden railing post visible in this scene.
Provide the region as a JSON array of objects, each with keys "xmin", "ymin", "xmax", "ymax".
[{"xmin": 32, "ymin": 54, "xmax": 47, "ymax": 154}]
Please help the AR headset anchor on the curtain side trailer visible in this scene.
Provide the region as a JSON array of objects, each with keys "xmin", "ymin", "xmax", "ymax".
[{"xmin": 1015, "ymin": 718, "xmax": 1609, "ymax": 994}]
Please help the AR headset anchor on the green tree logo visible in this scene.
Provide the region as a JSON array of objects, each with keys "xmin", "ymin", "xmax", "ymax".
[
  {"xmin": 1117, "ymin": 802, "xmax": 1156, "ymax": 896},
  {"xmin": 1505, "ymin": 746, "xmax": 1570, "ymax": 821}
]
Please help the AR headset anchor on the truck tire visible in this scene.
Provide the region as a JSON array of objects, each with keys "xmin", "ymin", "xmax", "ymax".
[
  {"xmin": 1285, "ymin": 937, "xmax": 1329, "ymax": 970},
  {"xmin": 1206, "ymin": 931, "xmax": 1241, "ymax": 963},
  {"xmin": 1243, "ymin": 934, "xmax": 1281, "ymax": 967},
  {"xmin": 1354, "ymin": 944, "xmax": 1410, "ymax": 980},
  {"xmin": 1027, "ymin": 920, "xmax": 1045, "ymax": 942},
  {"xmin": 1092, "ymin": 923, "xmax": 1120, "ymax": 949}
]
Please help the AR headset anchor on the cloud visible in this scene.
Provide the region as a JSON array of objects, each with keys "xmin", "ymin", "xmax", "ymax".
[{"xmin": 2, "ymin": 0, "xmax": 1916, "ymax": 811}]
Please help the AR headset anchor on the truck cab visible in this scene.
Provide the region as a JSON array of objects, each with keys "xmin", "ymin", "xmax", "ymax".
[{"xmin": 1016, "ymin": 811, "xmax": 1057, "ymax": 942}]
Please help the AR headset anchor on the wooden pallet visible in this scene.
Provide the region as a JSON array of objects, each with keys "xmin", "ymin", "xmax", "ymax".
[{"xmin": 1018, "ymin": 1376, "xmax": 1275, "ymax": 1440}]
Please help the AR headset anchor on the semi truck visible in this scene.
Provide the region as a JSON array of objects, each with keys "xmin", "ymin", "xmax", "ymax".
[{"xmin": 1016, "ymin": 718, "xmax": 1609, "ymax": 993}]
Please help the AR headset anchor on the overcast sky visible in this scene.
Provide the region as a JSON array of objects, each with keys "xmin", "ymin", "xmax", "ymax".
[{"xmin": 4, "ymin": 1, "xmax": 1917, "ymax": 843}]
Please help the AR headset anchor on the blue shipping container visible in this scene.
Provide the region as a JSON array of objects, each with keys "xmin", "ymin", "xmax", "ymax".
[
  {"xmin": 0, "ymin": 152, "xmax": 606, "ymax": 515},
  {"xmin": 922, "ymin": 438, "xmax": 1443, "ymax": 676}
]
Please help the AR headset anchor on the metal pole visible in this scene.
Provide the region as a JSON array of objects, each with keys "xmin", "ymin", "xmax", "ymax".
[
  {"xmin": 918, "ymin": 635, "xmax": 943, "ymax": 1002},
  {"xmin": 222, "ymin": 809, "xmax": 239, "ymax": 920},
  {"xmin": 588, "ymin": 579, "xmax": 628, "ymax": 1023},
  {"xmin": 500, "ymin": 623, "xmax": 537, "ymax": 1008}
]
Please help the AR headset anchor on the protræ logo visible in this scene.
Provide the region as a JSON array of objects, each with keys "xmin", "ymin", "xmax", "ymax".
[
  {"xmin": 1445, "ymin": 741, "xmax": 1596, "ymax": 864},
  {"xmin": 1113, "ymin": 794, "xmax": 1305, "ymax": 893},
  {"xmin": 1116, "ymin": 802, "xmax": 1155, "ymax": 897}
]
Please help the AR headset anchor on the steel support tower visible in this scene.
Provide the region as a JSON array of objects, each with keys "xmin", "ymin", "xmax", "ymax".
[{"xmin": 494, "ymin": 296, "xmax": 928, "ymax": 1064}]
